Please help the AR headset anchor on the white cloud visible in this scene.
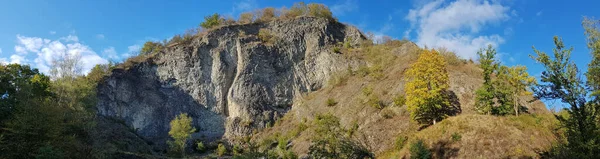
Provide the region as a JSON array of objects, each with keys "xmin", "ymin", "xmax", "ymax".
[
  {"xmin": 49, "ymin": 31, "xmax": 56, "ymax": 35},
  {"xmin": 536, "ymin": 11, "xmax": 543, "ymax": 16},
  {"xmin": 61, "ymin": 35, "xmax": 79, "ymax": 42},
  {"xmin": 9, "ymin": 55, "xmax": 26, "ymax": 64},
  {"xmin": 96, "ymin": 34, "xmax": 105, "ymax": 40},
  {"xmin": 102, "ymin": 47, "xmax": 118, "ymax": 59},
  {"xmin": 331, "ymin": 0, "xmax": 359, "ymax": 16},
  {"xmin": 234, "ymin": 0, "xmax": 258, "ymax": 12},
  {"xmin": 12, "ymin": 34, "xmax": 108, "ymax": 75},
  {"xmin": 406, "ymin": 0, "xmax": 511, "ymax": 59},
  {"xmin": 128, "ymin": 44, "xmax": 140, "ymax": 53}
]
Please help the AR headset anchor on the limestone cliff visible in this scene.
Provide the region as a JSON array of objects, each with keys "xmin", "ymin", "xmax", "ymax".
[{"xmin": 96, "ymin": 17, "xmax": 365, "ymax": 150}]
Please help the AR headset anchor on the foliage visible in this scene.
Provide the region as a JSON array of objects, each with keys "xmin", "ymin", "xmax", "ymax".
[
  {"xmin": 0, "ymin": 64, "xmax": 51, "ymax": 122},
  {"xmin": 217, "ymin": 143, "xmax": 227, "ymax": 157},
  {"xmin": 257, "ymin": 7, "xmax": 277, "ymax": 22},
  {"xmin": 438, "ymin": 47, "xmax": 466, "ymax": 65},
  {"xmin": 451, "ymin": 132, "xmax": 462, "ymax": 142},
  {"xmin": 307, "ymin": 3, "xmax": 335, "ymax": 21},
  {"xmin": 200, "ymin": 13, "xmax": 222, "ymax": 29},
  {"xmin": 196, "ymin": 141, "xmax": 206, "ymax": 152},
  {"xmin": 367, "ymin": 95, "xmax": 384, "ymax": 109},
  {"xmin": 308, "ymin": 113, "xmax": 373, "ymax": 159},
  {"xmin": 393, "ymin": 94, "xmax": 406, "ymax": 107},
  {"xmin": 168, "ymin": 113, "xmax": 196, "ymax": 157},
  {"xmin": 404, "ymin": 49, "xmax": 450, "ymax": 125},
  {"xmin": 497, "ymin": 65, "xmax": 536, "ymax": 116},
  {"xmin": 474, "ymin": 45, "xmax": 499, "ymax": 115},
  {"xmin": 140, "ymin": 41, "xmax": 164, "ymax": 55},
  {"xmin": 333, "ymin": 47, "xmax": 341, "ymax": 53},
  {"xmin": 530, "ymin": 36, "xmax": 600, "ymax": 158},
  {"xmin": 395, "ymin": 135, "xmax": 408, "ymax": 150},
  {"xmin": 239, "ymin": 12, "xmax": 255, "ymax": 24},
  {"xmin": 409, "ymin": 140, "xmax": 431, "ymax": 159},
  {"xmin": 326, "ymin": 98, "xmax": 337, "ymax": 106},
  {"xmin": 583, "ymin": 17, "xmax": 600, "ymax": 98},
  {"xmin": 258, "ymin": 28, "xmax": 276, "ymax": 44}
]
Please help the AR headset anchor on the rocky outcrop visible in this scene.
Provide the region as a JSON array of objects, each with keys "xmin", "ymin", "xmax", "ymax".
[{"xmin": 96, "ymin": 17, "xmax": 365, "ymax": 150}]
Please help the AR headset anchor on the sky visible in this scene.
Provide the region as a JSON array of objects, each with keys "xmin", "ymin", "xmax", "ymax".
[{"xmin": 0, "ymin": 0, "xmax": 598, "ymax": 107}]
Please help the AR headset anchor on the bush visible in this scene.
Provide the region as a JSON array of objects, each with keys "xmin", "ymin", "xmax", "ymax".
[
  {"xmin": 326, "ymin": 98, "xmax": 337, "ymax": 106},
  {"xmin": 333, "ymin": 47, "xmax": 341, "ymax": 53},
  {"xmin": 451, "ymin": 132, "xmax": 462, "ymax": 142},
  {"xmin": 380, "ymin": 108, "xmax": 395, "ymax": 119},
  {"xmin": 367, "ymin": 95, "xmax": 384, "ymax": 109},
  {"xmin": 200, "ymin": 13, "xmax": 222, "ymax": 29},
  {"xmin": 217, "ymin": 143, "xmax": 227, "ymax": 156},
  {"xmin": 258, "ymin": 29, "xmax": 276, "ymax": 44},
  {"xmin": 281, "ymin": 2, "xmax": 307, "ymax": 19},
  {"xmin": 239, "ymin": 12, "xmax": 255, "ymax": 24},
  {"xmin": 307, "ymin": 3, "xmax": 335, "ymax": 21},
  {"xmin": 395, "ymin": 136, "xmax": 408, "ymax": 150},
  {"xmin": 409, "ymin": 140, "xmax": 431, "ymax": 159},
  {"xmin": 257, "ymin": 7, "xmax": 277, "ymax": 22},
  {"xmin": 140, "ymin": 41, "xmax": 164, "ymax": 55},
  {"xmin": 393, "ymin": 95, "xmax": 406, "ymax": 107},
  {"xmin": 196, "ymin": 141, "xmax": 206, "ymax": 152}
]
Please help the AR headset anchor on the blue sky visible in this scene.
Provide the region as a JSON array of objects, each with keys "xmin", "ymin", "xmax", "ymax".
[{"xmin": 0, "ymin": 0, "xmax": 598, "ymax": 106}]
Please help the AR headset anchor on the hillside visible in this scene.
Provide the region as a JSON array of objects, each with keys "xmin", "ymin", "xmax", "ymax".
[{"xmin": 93, "ymin": 9, "xmax": 557, "ymax": 159}]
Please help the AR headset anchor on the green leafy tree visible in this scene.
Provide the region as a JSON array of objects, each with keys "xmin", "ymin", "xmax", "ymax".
[
  {"xmin": 308, "ymin": 113, "xmax": 373, "ymax": 159},
  {"xmin": 409, "ymin": 140, "xmax": 431, "ymax": 159},
  {"xmin": 200, "ymin": 13, "xmax": 222, "ymax": 29},
  {"xmin": 531, "ymin": 36, "xmax": 600, "ymax": 158},
  {"xmin": 502, "ymin": 66, "xmax": 536, "ymax": 116},
  {"xmin": 583, "ymin": 17, "xmax": 600, "ymax": 98},
  {"xmin": 474, "ymin": 45, "xmax": 499, "ymax": 115},
  {"xmin": 140, "ymin": 41, "xmax": 164, "ymax": 55},
  {"xmin": 404, "ymin": 49, "xmax": 450, "ymax": 125},
  {"xmin": 168, "ymin": 113, "xmax": 196, "ymax": 157}
]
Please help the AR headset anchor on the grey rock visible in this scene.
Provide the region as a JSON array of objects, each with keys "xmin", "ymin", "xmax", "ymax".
[{"xmin": 96, "ymin": 17, "xmax": 365, "ymax": 151}]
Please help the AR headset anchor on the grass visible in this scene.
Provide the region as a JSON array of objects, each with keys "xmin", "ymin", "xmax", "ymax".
[{"xmin": 326, "ymin": 98, "xmax": 337, "ymax": 107}]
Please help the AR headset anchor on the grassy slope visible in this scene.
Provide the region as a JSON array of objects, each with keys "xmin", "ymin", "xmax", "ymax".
[{"xmin": 248, "ymin": 42, "xmax": 558, "ymax": 158}]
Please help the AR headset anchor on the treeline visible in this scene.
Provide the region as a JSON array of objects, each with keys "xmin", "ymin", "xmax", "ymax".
[{"xmin": 0, "ymin": 54, "xmax": 113, "ymax": 158}]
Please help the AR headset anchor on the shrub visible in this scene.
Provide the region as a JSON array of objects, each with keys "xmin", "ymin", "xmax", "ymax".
[
  {"xmin": 239, "ymin": 12, "xmax": 255, "ymax": 24},
  {"xmin": 393, "ymin": 94, "xmax": 406, "ymax": 107},
  {"xmin": 332, "ymin": 47, "xmax": 341, "ymax": 53},
  {"xmin": 367, "ymin": 95, "xmax": 384, "ymax": 109},
  {"xmin": 346, "ymin": 120, "xmax": 359, "ymax": 137},
  {"xmin": 438, "ymin": 47, "xmax": 466, "ymax": 66},
  {"xmin": 257, "ymin": 7, "xmax": 277, "ymax": 22},
  {"xmin": 380, "ymin": 108, "xmax": 395, "ymax": 119},
  {"xmin": 196, "ymin": 141, "xmax": 206, "ymax": 152},
  {"xmin": 307, "ymin": 3, "xmax": 335, "ymax": 21},
  {"xmin": 140, "ymin": 41, "xmax": 164, "ymax": 55},
  {"xmin": 326, "ymin": 98, "xmax": 337, "ymax": 106},
  {"xmin": 409, "ymin": 140, "xmax": 431, "ymax": 159},
  {"xmin": 200, "ymin": 13, "xmax": 222, "ymax": 29},
  {"xmin": 217, "ymin": 143, "xmax": 227, "ymax": 156},
  {"xmin": 451, "ymin": 132, "xmax": 462, "ymax": 142},
  {"xmin": 309, "ymin": 113, "xmax": 373, "ymax": 159},
  {"xmin": 258, "ymin": 29, "xmax": 276, "ymax": 44},
  {"xmin": 395, "ymin": 136, "xmax": 408, "ymax": 150},
  {"xmin": 281, "ymin": 2, "xmax": 307, "ymax": 19},
  {"xmin": 233, "ymin": 144, "xmax": 243, "ymax": 156}
]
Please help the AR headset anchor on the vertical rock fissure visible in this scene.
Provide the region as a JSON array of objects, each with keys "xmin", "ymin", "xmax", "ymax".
[{"xmin": 225, "ymin": 39, "xmax": 244, "ymax": 118}]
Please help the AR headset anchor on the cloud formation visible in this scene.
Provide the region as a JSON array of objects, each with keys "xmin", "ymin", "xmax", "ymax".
[
  {"xmin": 331, "ymin": 0, "xmax": 358, "ymax": 16},
  {"xmin": 12, "ymin": 34, "xmax": 108, "ymax": 75},
  {"xmin": 96, "ymin": 34, "xmax": 105, "ymax": 40},
  {"xmin": 406, "ymin": 0, "xmax": 511, "ymax": 59}
]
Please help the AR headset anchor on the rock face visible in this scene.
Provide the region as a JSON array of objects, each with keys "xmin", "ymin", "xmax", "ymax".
[{"xmin": 96, "ymin": 17, "xmax": 365, "ymax": 150}]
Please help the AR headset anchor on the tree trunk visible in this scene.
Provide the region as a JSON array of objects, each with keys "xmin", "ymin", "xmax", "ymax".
[
  {"xmin": 514, "ymin": 94, "xmax": 519, "ymax": 116},
  {"xmin": 433, "ymin": 119, "xmax": 436, "ymax": 125}
]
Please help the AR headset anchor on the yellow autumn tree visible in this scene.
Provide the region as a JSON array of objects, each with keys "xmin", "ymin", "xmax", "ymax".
[
  {"xmin": 168, "ymin": 113, "xmax": 196, "ymax": 157},
  {"xmin": 504, "ymin": 66, "xmax": 536, "ymax": 116},
  {"xmin": 404, "ymin": 49, "xmax": 450, "ymax": 125}
]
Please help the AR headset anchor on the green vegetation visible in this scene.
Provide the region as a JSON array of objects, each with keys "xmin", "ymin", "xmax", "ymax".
[
  {"xmin": 409, "ymin": 140, "xmax": 431, "ymax": 159},
  {"xmin": 140, "ymin": 41, "xmax": 165, "ymax": 55},
  {"xmin": 451, "ymin": 132, "xmax": 461, "ymax": 142},
  {"xmin": 393, "ymin": 94, "xmax": 406, "ymax": 107},
  {"xmin": 200, "ymin": 13, "xmax": 222, "ymax": 29},
  {"xmin": 217, "ymin": 143, "xmax": 227, "ymax": 156},
  {"xmin": 474, "ymin": 45, "xmax": 535, "ymax": 116},
  {"xmin": 404, "ymin": 49, "xmax": 450, "ymax": 125},
  {"xmin": 531, "ymin": 35, "xmax": 600, "ymax": 158},
  {"xmin": 326, "ymin": 98, "xmax": 337, "ymax": 106},
  {"xmin": 308, "ymin": 113, "xmax": 373, "ymax": 159},
  {"xmin": 395, "ymin": 135, "xmax": 408, "ymax": 150},
  {"xmin": 196, "ymin": 141, "xmax": 206, "ymax": 152},
  {"xmin": 258, "ymin": 28, "xmax": 276, "ymax": 44},
  {"xmin": 168, "ymin": 113, "xmax": 196, "ymax": 157}
]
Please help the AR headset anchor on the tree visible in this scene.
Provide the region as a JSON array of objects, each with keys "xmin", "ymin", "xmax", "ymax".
[
  {"xmin": 502, "ymin": 66, "xmax": 536, "ymax": 116},
  {"xmin": 168, "ymin": 113, "xmax": 196, "ymax": 157},
  {"xmin": 308, "ymin": 113, "xmax": 373, "ymax": 159},
  {"xmin": 404, "ymin": 49, "xmax": 450, "ymax": 125},
  {"xmin": 200, "ymin": 13, "xmax": 222, "ymax": 29},
  {"xmin": 140, "ymin": 41, "xmax": 164, "ymax": 55},
  {"xmin": 256, "ymin": 7, "xmax": 277, "ymax": 22},
  {"xmin": 530, "ymin": 36, "xmax": 600, "ymax": 157},
  {"xmin": 238, "ymin": 12, "xmax": 255, "ymax": 24},
  {"xmin": 409, "ymin": 140, "xmax": 431, "ymax": 159},
  {"xmin": 474, "ymin": 45, "xmax": 498, "ymax": 115},
  {"xmin": 0, "ymin": 64, "xmax": 52, "ymax": 122},
  {"xmin": 583, "ymin": 17, "xmax": 600, "ymax": 98}
]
